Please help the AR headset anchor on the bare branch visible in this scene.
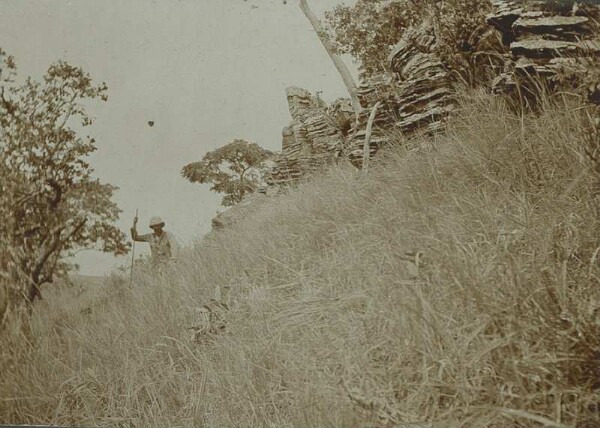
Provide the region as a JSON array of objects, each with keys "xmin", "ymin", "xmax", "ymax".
[{"xmin": 362, "ymin": 101, "xmax": 382, "ymax": 172}]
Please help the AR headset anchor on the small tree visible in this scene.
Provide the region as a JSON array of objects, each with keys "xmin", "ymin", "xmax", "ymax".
[
  {"xmin": 0, "ymin": 49, "xmax": 129, "ymax": 308},
  {"xmin": 181, "ymin": 139, "xmax": 273, "ymax": 207}
]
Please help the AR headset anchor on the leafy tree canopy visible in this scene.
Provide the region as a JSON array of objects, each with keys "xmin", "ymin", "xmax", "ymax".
[
  {"xmin": 325, "ymin": 0, "xmax": 422, "ymax": 77},
  {"xmin": 0, "ymin": 48, "xmax": 129, "ymax": 307},
  {"xmin": 181, "ymin": 139, "xmax": 273, "ymax": 207},
  {"xmin": 325, "ymin": 0, "xmax": 494, "ymax": 80}
]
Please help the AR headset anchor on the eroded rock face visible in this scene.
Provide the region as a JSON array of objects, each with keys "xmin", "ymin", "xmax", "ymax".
[
  {"xmin": 345, "ymin": 21, "xmax": 456, "ymax": 165},
  {"xmin": 387, "ymin": 21, "xmax": 456, "ymax": 135},
  {"xmin": 257, "ymin": 0, "xmax": 600, "ymax": 194},
  {"xmin": 512, "ymin": 15, "xmax": 591, "ymax": 39},
  {"xmin": 488, "ymin": 0, "xmax": 600, "ymax": 103},
  {"xmin": 267, "ymin": 0, "xmax": 599, "ymax": 188},
  {"xmin": 269, "ymin": 86, "xmax": 346, "ymax": 185},
  {"xmin": 344, "ymin": 74, "xmax": 397, "ymax": 165},
  {"xmin": 328, "ymin": 98, "xmax": 354, "ymax": 137},
  {"xmin": 271, "ymin": 18, "xmax": 459, "ymax": 172},
  {"xmin": 511, "ymin": 38, "xmax": 599, "ymax": 57},
  {"xmin": 213, "ymin": 0, "xmax": 600, "ymax": 232},
  {"xmin": 487, "ymin": 0, "xmax": 523, "ymax": 42}
]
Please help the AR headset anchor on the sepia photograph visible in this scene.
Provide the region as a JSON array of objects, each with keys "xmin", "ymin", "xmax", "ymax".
[{"xmin": 1, "ymin": 0, "xmax": 600, "ymax": 426}]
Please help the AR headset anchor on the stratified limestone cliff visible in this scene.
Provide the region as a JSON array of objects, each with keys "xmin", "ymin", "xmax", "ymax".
[
  {"xmin": 270, "ymin": 87, "xmax": 347, "ymax": 184},
  {"xmin": 344, "ymin": 26, "xmax": 457, "ymax": 164},
  {"xmin": 488, "ymin": 0, "xmax": 600, "ymax": 104},
  {"xmin": 264, "ymin": 1, "xmax": 600, "ymax": 189},
  {"xmin": 387, "ymin": 21, "xmax": 457, "ymax": 135},
  {"xmin": 213, "ymin": 1, "xmax": 600, "ymax": 230},
  {"xmin": 310, "ymin": 18, "xmax": 457, "ymax": 170}
]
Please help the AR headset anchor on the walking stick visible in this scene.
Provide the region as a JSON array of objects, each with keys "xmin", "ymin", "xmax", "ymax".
[{"xmin": 129, "ymin": 208, "xmax": 138, "ymax": 287}]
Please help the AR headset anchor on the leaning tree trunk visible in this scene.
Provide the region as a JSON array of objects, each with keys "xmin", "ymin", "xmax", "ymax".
[
  {"xmin": 298, "ymin": 0, "xmax": 363, "ymax": 117},
  {"xmin": 362, "ymin": 101, "xmax": 382, "ymax": 171}
]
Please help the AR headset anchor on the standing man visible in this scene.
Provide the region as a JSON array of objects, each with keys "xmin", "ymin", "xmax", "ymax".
[{"xmin": 131, "ymin": 215, "xmax": 180, "ymax": 270}]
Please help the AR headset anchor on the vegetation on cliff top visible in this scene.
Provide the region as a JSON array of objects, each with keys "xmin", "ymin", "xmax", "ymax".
[{"xmin": 326, "ymin": 0, "xmax": 494, "ymax": 79}]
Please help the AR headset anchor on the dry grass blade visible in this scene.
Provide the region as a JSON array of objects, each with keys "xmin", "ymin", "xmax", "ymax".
[{"xmin": 496, "ymin": 407, "xmax": 573, "ymax": 428}]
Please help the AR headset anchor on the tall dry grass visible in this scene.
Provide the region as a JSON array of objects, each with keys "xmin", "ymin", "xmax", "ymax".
[{"xmin": 1, "ymin": 89, "xmax": 599, "ymax": 427}]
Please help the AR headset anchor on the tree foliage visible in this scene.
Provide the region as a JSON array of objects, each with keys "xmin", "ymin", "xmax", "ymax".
[
  {"xmin": 0, "ymin": 49, "xmax": 129, "ymax": 308},
  {"xmin": 325, "ymin": 0, "xmax": 495, "ymax": 80},
  {"xmin": 181, "ymin": 139, "xmax": 273, "ymax": 207},
  {"xmin": 428, "ymin": 0, "xmax": 496, "ymax": 80},
  {"xmin": 325, "ymin": 0, "xmax": 422, "ymax": 77}
]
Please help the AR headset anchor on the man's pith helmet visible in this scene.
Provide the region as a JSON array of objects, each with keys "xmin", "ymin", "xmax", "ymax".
[{"xmin": 149, "ymin": 216, "xmax": 165, "ymax": 228}]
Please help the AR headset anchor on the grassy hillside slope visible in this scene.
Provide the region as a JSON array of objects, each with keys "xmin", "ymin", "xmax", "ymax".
[{"xmin": 2, "ymin": 90, "xmax": 600, "ymax": 427}]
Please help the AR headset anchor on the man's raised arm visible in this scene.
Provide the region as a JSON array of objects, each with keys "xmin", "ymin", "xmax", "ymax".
[{"xmin": 131, "ymin": 215, "xmax": 150, "ymax": 242}]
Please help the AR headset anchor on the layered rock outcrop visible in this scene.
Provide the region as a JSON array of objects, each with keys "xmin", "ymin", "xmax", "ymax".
[
  {"xmin": 345, "ymin": 74, "xmax": 395, "ymax": 165},
  {"xmin": 345, "ymin": 23, "xmax": 456, "ymax": 165},
  {"xmin": 270, "ymin": 87, "xmax": 346, "ymax": 184},
  {"xmin": 488, "ymin": 0, "xmax": 600, "ymax": 104},
  {"xmin": 387, "ymin": 22, "xmax": 456, "ymax": 135},
  {"xmin": 212, "ymin": 1, "xmax": 600, "ymax": 232},
  {"xmin": 271, "ymin": 18, "xmax": 457, "ymax": 178},
  {"xmin": 265, "ymin": 0, "xmax": 600, "ymax": 186}
]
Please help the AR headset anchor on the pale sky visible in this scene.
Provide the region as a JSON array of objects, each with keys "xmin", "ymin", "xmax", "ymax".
[{"xmin": 0, "ymin": 0, "xmax": 357, "ymax": 275}]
